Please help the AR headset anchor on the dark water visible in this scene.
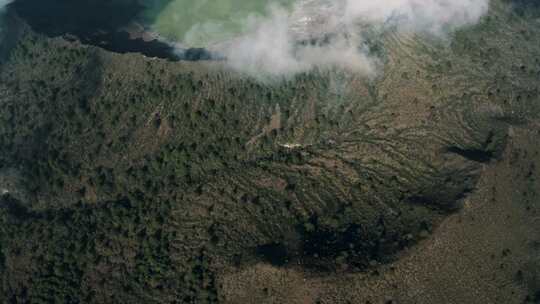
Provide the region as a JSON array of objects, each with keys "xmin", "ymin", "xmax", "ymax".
[
  {"xmin": 507, "ymin": 0, "xmax": 540, "ymax": 16},
  {"xmin": 8, "ymin": 0, "xmax": 214, "ymax": 61}
]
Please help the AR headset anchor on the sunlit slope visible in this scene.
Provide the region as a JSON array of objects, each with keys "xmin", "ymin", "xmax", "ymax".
[{"xmin": 0, "ymin": 0, "xmax": 539, "ymax": 302}]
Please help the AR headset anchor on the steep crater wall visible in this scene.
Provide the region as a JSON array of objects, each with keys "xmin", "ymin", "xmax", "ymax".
[
  {"xmin": 1, "ymin": 1, "xmax": 540, "ymax": 302},
  {"xmin": 8, "ymin": 0, "xmax": 215, "ymax": 61}
]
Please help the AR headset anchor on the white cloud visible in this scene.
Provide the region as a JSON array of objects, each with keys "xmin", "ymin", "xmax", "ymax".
[
  {"xmin": 218, "ymin": 0, "xmax": 490, "ymax": 78},
  {"xmin": 343, "ymin": 0, "xmax": 489, "ymax": 33}
]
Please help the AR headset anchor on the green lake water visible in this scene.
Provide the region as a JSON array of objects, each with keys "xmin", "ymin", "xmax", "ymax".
[{"xmin": 141, "ymin": 0, "xmax": 296, "ymax": 47}]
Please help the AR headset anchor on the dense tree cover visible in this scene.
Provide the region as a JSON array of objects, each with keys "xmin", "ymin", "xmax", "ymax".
[{"xmin": 0, "ymin": 1, "xmax": 539, "ymax": 302}]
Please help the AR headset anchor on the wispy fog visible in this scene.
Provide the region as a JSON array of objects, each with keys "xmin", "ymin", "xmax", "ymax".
[
  {"xmin": 0, "ymin": 0, "xmax": 12, "ymax": 37},
  {"xmin": 219, "ymin": 0, "xmax": 490, "ymax": 78},
  {"xmin": 0, "ymin": 0, "xmax": 11, "ymax": 12}
]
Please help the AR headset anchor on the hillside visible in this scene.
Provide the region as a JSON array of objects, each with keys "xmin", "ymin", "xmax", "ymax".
[{"xmin": 0, "ymin": 0, "xmax": 539, "ymax": 303}]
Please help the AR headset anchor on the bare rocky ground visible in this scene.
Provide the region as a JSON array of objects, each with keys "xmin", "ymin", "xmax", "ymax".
[{"xmin": 0, "ymin": 0, "xmax": 539, "ymax": 303}]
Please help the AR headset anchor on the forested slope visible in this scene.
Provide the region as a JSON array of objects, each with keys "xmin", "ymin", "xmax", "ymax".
[{"xmin": 0, "ymin": 1, "xmax": 539, "ymax": 302}]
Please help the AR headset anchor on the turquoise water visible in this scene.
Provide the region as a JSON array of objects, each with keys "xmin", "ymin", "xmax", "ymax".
[{"xmin": 140, "ymin": 0, "xmax": 296, "ymax": 47}]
